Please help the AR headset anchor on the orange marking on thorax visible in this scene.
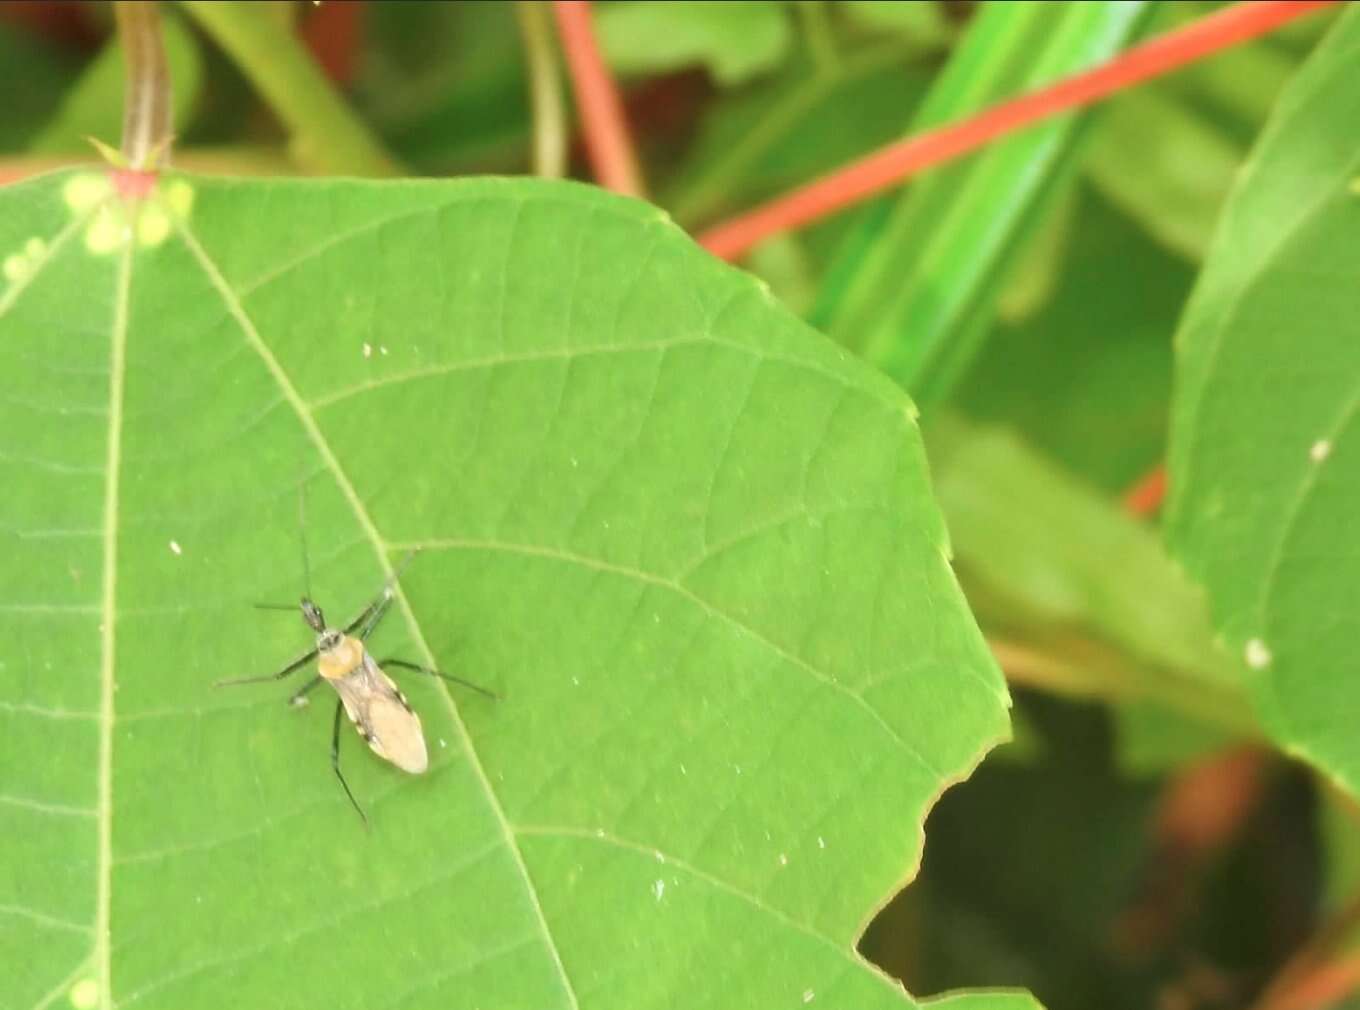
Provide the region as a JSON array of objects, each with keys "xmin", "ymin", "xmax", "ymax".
[{"xmin": 317, "ymin": 635, "xmax": 366, "ymax": 680}]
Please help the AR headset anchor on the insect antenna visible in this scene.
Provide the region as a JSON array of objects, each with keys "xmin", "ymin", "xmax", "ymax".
[{"xmin": 298, "ymin": 464, "xmax": 314, "ymax": 601}]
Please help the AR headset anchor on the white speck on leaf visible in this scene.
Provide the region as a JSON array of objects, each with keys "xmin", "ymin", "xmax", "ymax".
[
  {"xmin": 362, "ymin": 342, "xmax": 373, "ymax": 358},
  {"xmin": 654, "ymin": 850, "xmax": 665, "ymax": 863},
  {"xmin": 439, "ymin": 738, "xmax": 447, "ymax": 749},
  {"xmin": 1310, "ymin": 439, "xmax": 1331, "ymax": 462},
  {"xmin": 652, "ymin": 879, "xmax": 665, "ymax": 901},
  {"xmin": 817, "ymin": 836, "xmax": 826, "ymax": 849},
  {"xmin": 169, "ymin": 539, "xmax": 182, "ymax": 555},
  {"xmin": 779, "ymin": 853, "xmax": 788, "ymax": 866},
  {"xmin": 1245, "ymin": 638, "xmax": 1272, "ymax": 669},
  {"xmin": 803, "ymin": 989, "xmax": 815, "ymax": 1003},
  {"xmin": 379, "ymin": 345, "xmax": 389, "ymax": 356}
]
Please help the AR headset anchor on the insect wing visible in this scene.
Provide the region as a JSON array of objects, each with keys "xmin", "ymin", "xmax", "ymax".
[{"xmin": 333, "ymin": 654, "xmax": 429, "ymax": 774}]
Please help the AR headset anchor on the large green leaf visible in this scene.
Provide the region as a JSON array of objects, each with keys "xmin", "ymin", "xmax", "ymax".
[
  {"xmin": 1166, "ymin": 8, "xmax": 1360, "ymax": 792},
  {"xmin": 0, "ymin": 170, "xmax": 1029, "ymax": 1009}
]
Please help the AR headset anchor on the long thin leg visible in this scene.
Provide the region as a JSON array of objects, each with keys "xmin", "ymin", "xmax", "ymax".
[
  {"xmin": 352, "ymin": 590, "xmax": 394, "ymax": 642},
  {"xmin": 347, "ymin": 550, "xmax": 422, "ymax": 641},
  {"xmin": 378, "ymin": 657, "xmax": 499, "ymax": 700},
  {"xmin": 215, "ymin": 646, "xmax": 318, "ymax": 687},
  {"xmin": 332, "ymin": 699, "xmax": 368, "ymax": 827},
  {"xmin": 288, "ymin": 675, "xmax": 325, "ymax": 707}
]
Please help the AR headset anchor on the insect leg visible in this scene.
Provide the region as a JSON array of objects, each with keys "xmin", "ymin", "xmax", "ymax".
[
  {"xmin": 378, "ymin": 657, "xmax": 499, "ymax": 699},
  {"xmin": 346, "ymin": 550, "xmax": 423, "ymax": 640},
  {"xmin": 288, "ymin": 675, "xmax": 325, "ymax": 707},
  {"xmin": 332, "ymin": 699, "xmax": 368, "ymax": 827},
  {"xmin": 349, "ymin": 590, "xmax": 394, "ymax": 641},
  {"xmin": 215, "ymin": 646, "xmax": 319, "ymax": 687}
]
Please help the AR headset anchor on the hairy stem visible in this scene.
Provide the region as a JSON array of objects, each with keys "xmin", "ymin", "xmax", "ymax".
[{"xmin": 114, "ymin": 1, "xmax": 173, "ymax": 169}]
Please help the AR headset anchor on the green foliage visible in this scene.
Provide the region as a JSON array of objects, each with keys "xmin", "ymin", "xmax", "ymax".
[
  {"xmin": 2, "ymin": 2, "xmax": 1354, "ymax": 1007},
  {"xmin": 595, "ymin": 1, "xmax": 792, "ymax": 85},
  {"xmin": 1166, "ymin": 5, "xmax": 1360, "ymax": 793},
  {"xmin": 813, "ymin": 1, "xmax": 1152, "ymax": 404},
  {"xmin": 1, "ymin": 170, "xmax": 1018, "ymax": 1010}
]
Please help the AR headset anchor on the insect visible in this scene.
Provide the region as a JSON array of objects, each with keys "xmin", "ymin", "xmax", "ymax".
[{"xmin": 217, "ymin": 513, "xmax": 494, "ymax": 824}]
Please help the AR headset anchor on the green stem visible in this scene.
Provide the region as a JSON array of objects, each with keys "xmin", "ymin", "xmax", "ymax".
[
  {"xmin": 794, "ymin": 1, "xmax": 840, "ymax": 75},
  {"xmin": 515, "ymin": 0, "xmax": 568, "ymax": 179},
  {"xmin": 114, "ymin": 1, "xmax": 173, "ymax": 169},
  {"xmin": 666, "ymin": 41, "xmax": 907, "ymax": 226},
  {"xmin": 180, "ymin": 1, "xmax": 400, "ymax": 176}
]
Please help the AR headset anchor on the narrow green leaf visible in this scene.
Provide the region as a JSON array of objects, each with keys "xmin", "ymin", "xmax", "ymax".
[
  {"xmin": 1166, "ymin": 7, "xmax": 1360, "ymax": 794},
  {"xmin": 179, "ymin": 1, "xmax": 400, "ymax": 176},
  {"xmin": 0, "ymin": 170, "xmax": 1029, "ymax": 1009},
  {"xmin": 813, "ymin": 0, "xmax": 1150, "ymax": 405}
]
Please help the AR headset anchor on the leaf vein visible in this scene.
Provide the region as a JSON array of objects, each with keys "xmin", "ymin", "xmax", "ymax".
[
  {"xmin": 172, "ymin": 218, "xmax": 583, "ymax": 1010},
  {"xmin": 392, "ymin": 537, "xmax": 944, "ymax": 778}
]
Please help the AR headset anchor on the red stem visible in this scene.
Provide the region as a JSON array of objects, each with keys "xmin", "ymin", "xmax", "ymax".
[
  {"xmin": 1123, "ymin": 464, "xmax": 1167, "ymax": 516},
  {"xmin": 697, "ymin": 0, "xmax": 1339, "ymax": 260},
  {"xmin": 552, "ymin": 0, "xmax": 646, "ymax": 197}
]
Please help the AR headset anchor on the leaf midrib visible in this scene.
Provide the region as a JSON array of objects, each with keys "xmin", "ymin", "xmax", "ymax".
[
  {"xmin": 0, "ymin": 186, "xmax": 119, "ymax": 1010},
  {"xmin": 169, "ymin": 217, "xmax": 583, "ymax": 1010},
  {"xmin": 93, "ymin": 220, "xmax": 133, "ymax": 1010}
]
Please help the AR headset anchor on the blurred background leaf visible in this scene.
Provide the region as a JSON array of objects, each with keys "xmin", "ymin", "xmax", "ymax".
[{"xmin": 1166, "ymin": 4, "xmax": 1360, "ymax": 796}]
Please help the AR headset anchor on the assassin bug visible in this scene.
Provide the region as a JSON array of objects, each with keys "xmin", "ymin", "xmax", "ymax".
[{"xmin": 216, "ymin": 487, "xmax": 494, "ymax": 825}]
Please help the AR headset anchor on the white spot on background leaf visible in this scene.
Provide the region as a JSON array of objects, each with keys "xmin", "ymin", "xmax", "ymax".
[
  {"xmin": 1245, "ymin": 638, "xmax": 1272, "ymax": 670},
  {"xmin": 1310, "ymin": 440, "xmax": 1331, "ymax": 462},
  {"xmin": 652, "ymin": 879, "xmax": 665, "ymax": 901},
  {"xmin": 803, "ymin": 989, "xmax": 815, "ymax": 1003},
  {"xmin": 778, "ymin": 853, "xmax": 788, "ymax": 866},
  {"xmin": 169, "ymin": 540, "xmax": 182, "ymax": 555},
  {"xmin": 817, "ymin": 836, "xmax": 826, "ymax": 849},
  {"xmin": 363, "ymin": 342, "xmax": 373, "ymax": 358}
]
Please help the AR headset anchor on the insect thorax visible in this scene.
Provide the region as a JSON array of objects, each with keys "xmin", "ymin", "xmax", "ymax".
[{"xmin": 317, "ymin": 633, "xmax": 365, "ymax": 680}]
